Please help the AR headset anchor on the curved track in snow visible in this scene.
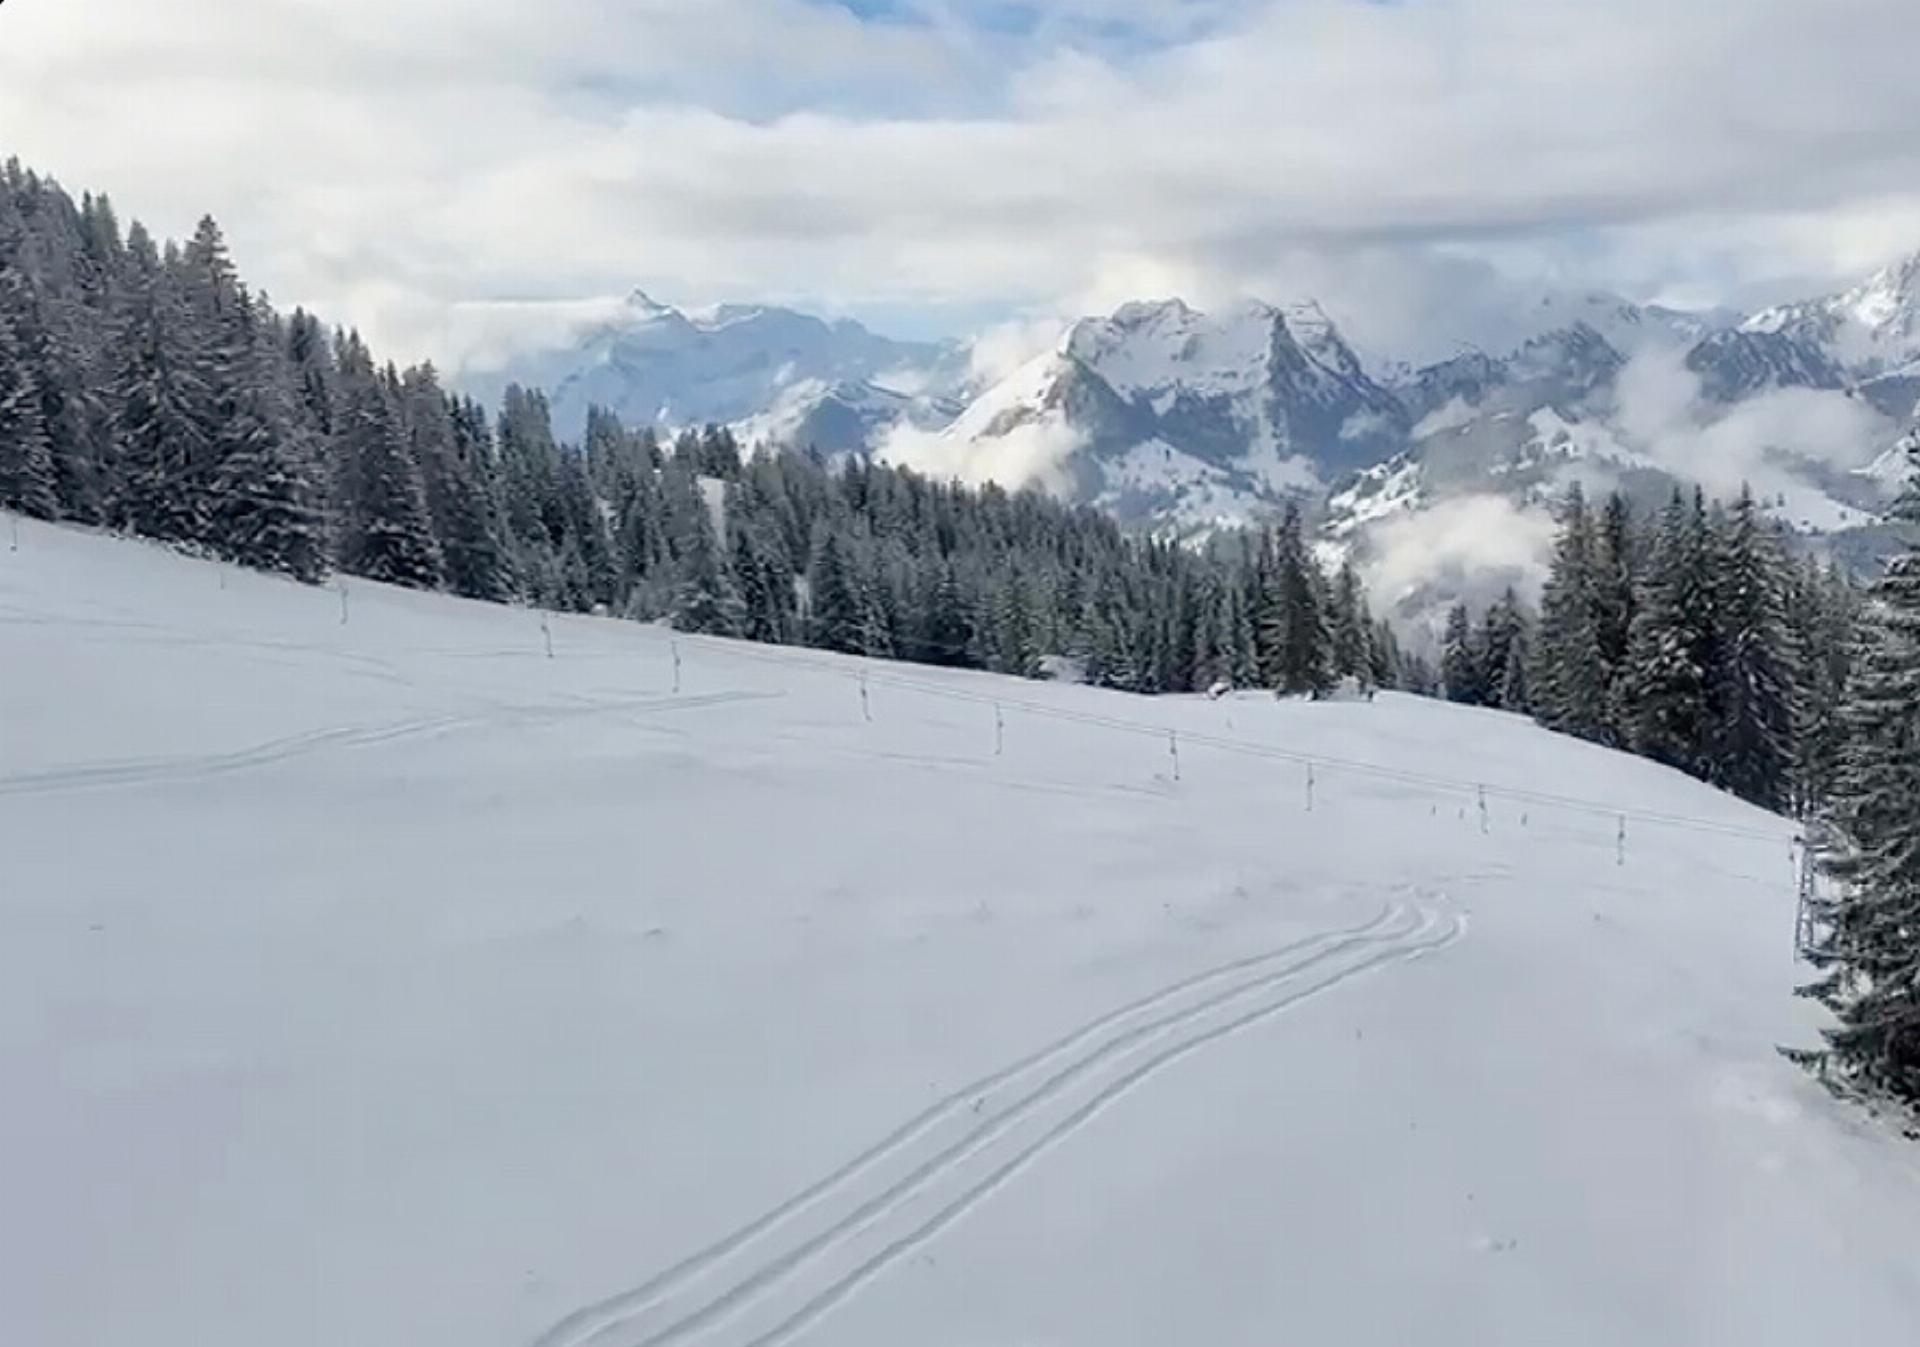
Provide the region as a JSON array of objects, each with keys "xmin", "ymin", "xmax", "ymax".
[
  {"xmin": 0, "ymin": 690, "xmax": 780, "ymax": 796},
  {"xmin": 533, "ymin": 897, "xmax": 1466, "ymax": 1347}
]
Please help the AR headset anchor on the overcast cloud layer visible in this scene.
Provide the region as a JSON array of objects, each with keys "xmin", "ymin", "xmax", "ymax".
[{"xmin": 5, "ymin": 0, "xmax": 1920, "ymax": 368}]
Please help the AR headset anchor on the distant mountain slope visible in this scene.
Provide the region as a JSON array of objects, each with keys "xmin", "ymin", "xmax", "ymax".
[
  {"xmin": 890, "ymin": 298, "xmax": 1408, "ymax": 530},
  {"xmin": 472, "ymin": 290, "xmax": 961, "ymax": 443},
  {"xmin": 471, "ymin": 261, "xmax": 1920, "ymax": 620},
  {"xmin": 1744, "ymin": 250, "xmax": 1920, "ymax": 381}
]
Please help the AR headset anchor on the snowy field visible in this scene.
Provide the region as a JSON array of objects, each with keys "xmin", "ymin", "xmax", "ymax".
[{"xmin": 4, "ymin": 514, "xmax": 1919, "ymax": 1347}]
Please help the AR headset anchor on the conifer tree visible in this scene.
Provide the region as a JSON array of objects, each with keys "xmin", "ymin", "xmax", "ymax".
[
  {"xmin": 1787, "ymin": 557, "xmax": 1860, "ymax": 814},
  {"xmin": 1441, "ymin": 603, "xmax": 1485, "ymax": 704},
  {"xmin": 398, "ymin": 367, "xmax": 509, "ymax": 600},
  {"xmin": 1707, "ymin": 485, "xmax": 1796, "ymax": 810},
  {"xmin": 1619, "ymin": 488, "xmax": 1717, "ymax": 773},
  {"xmin": 108, "ymin": 226, "xmax": 212, "ymax": 543},
  {"xmin": 0, "ymin": 300, "xmax": 57, "ymax": 518},
  {"xmin": 1532, "ymin": 483, "xmax": 1610, "ymax": 740},
  {"xmin": 808, "ymin": 526, "xmax": 866, "ymax": 655},
  {"xmin": 1480, "ymin": 589, "xmax": 1527, "ymax": 711},
  {"xmin": 671, "ymin": 496, "xmax": 743, "ymax": 636},
  {"xmin": 1797, "ymin": 436, "xmax": 1920, "ymax": 1105},
  {"xmin": 1265, "ymin": 505, "xmax": 1333, "ymax": 696},
  {"xmin": 330, "ymin": 337, "xmax": 441, "ymax": 587},
  {"xmin": 1329, "ymin": 560, "xmax": 1372, "ymax": 687}
]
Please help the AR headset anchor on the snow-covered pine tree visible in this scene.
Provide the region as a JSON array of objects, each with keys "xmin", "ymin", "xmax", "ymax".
[
  {"xmin": 1531, "ymin": 483, "xmax": 1611, "ymax": 741},
  {"xmin": 1500, "ymin": 633, "xmax": 1531, "ymax": 712},
  {"xmin": 808, "ymin": 525, "xmax": 867, "ymax": 655},
  {"xmin": 108, "ymin": 223, "xmax": 213, "ymax": 543},
  {"xmin": 1329, "ymin": 560, "xmax": 1372, "ymax": 688},
  {"xmin": 911, "ymin": 555, "xmax": 970, "ymax": 668},
  {"xmin": 30, "ymin": 298, "xmax": 108, "ymax": 523},
  {"xmin": 1618, "ymin": 488, "xmax": 1716, "ymax": 773},
  {"xmin": 993, "ymin": 564, "xmax": 1042, "ymax": 678},
  {"xmin": 1441, "ymin": 603, "xmax": 1485, "ymax": 705},
  {"xmin": 329, "ymin": 336, "xmax": 441, "ymax": 588},
  {"xmin": 1787, "ymin": 556, "xmax": 1861, "ymax": 815},
  {"xmin": 1593, "ymin": 490, "xmax": 1638, "ymax": 729},
  {"xmin": 1797, "ymin": 434, "xmax": 1920, "ymax": 1106},
  {"xmin": 1368, "ymin": 617, "xmax": 1400, "ymax": 691},
  {"xmin": 399, "ymin": 366, "xmax": 509, "ymax": 601},
  {"xmin": 284, "ymin": 309, "xmax": 334, "ymax": 440},
  {"xmin": 182, "ymin": 233, "xmax": 325, "ymax": 581},
  {"xmin": 1706, "ymin": 485, "xmax": 1797, "ymax": 810},
  {"xmin": 1480, "ymin": 589, "xmax": 1528, "ymax": 711},
  {"xmin": 1225, "ymin": 576, "xmax": 1259, "ymax": 689},
  {"xmin": 670, "ymin": 489, "xmax": 743, "ymax": 637},
  {"xmin": 730, "ymin": 502, "xmax": 788, "ymax": 645},
  {"xmin": 1190, "ymin": 571, "xmax": 1232, "ymax": 689},
  {"xmin": 0, "ymin": 293, "xmax": 58, "ymax": 519},
  {"xmin": 0, "ymin": 214, "xmax": 106, "ymax": 523},
  {"xmin": 1265, "ymin": 504, "xmax": 1333, "ymax": 696},
  {"xmin": 495, "ymin": 384, "xmax": 565, "ymax": 597},
  {"xmin": 205, "ymin": 308, "xmax": 326, "ymax": 581}
]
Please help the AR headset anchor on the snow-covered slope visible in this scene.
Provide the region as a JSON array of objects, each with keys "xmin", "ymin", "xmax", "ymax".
[
  {"xmin": 467, "ymin": 290, "xmax": 960, "ymax": 445},
  {"xmin": 1745, "ymin": 250, "xmax": 1920, "ymax": 382},
  {"xmin": 7, "ymin": 517, "xmax": 1920, "ymax": 1347}
]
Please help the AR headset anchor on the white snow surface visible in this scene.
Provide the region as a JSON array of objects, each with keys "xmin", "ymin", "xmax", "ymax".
[
  {"xmin": 6, "ymin": 518, "xmax": 1920, "ymax": 1347},
  {"xmin": 1744, "ymin": 251, "xmax": 1920, "ymax": 375},
  {"xmin": 1065, "ymin": 299, "xmax": 1277, "ymax": 402}
]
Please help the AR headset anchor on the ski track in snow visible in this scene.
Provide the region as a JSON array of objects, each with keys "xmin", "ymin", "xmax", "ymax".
[
  {"xmin": 0, "ymin": 690, "xmax": 782, "ymax": 797},
  {"xmin": 533, "ymin": 898, "xmax": 1466, "ymax": 1347}
]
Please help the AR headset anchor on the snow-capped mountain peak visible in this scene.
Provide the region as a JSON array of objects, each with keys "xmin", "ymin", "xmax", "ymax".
[
  {"xmin": 889, "ymin": 296, "xmax": 1406, "ymax": 532},
  {"xmin": 1743, "ymin": 248, "xmax": 1920, "ymax": 375},
  {"xmin": 1064, "ymin": 297, "xmax": 1280, "ymax": 402}
]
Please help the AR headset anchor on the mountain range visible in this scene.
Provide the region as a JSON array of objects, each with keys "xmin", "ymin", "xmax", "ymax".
[{"xmin": 472, "ymin": 254, "xmax": 1920, "ymax": 621}]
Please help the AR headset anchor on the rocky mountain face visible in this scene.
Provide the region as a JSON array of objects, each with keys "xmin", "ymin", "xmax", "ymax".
[{"xmin": 905, "ymin": 298, "xmax": 1411, "ymax": 530}]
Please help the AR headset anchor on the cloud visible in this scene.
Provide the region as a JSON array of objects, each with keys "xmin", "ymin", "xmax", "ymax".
[
  {"xmin": 875, "ymin": 416, "xmax": 1085, "ymax": 494},
  {"xmin": 1611, "ymin": 348, "xmax": 1887, "ymax": 502},
  {"xmin": 1362, "ymin": 494, "xmax": 1559, "ymax": 619},
  {"xmin": 4, "ymin": 0, "xmax": 1920, "ymax": 368},
  {"xmin": 963, "ymin": 317, "xmax": 1070, "ymax": 390}
]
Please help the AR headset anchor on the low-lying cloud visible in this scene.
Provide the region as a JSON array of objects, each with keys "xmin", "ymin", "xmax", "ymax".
[
  {"xmin": 876, "ymin": 417, "xmax": 1085, "ymax": 496},
  {"xmin": 1362, "ymin": 493, "xmax": 1559, "ymax": 622}
]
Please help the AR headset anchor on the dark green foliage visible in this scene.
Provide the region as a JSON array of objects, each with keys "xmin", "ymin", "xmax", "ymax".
[
  {"xmin": 1441, "ymin": 603, "xmax": 1485, "ymax": 705},
  {"xmin": 1707, "ymin": 486, "xmax": 1796, "ymax": 811},
  {"xmin": 1503, "ymin": 480, "xmax": 1859, "ymax": 816},
  {"xmin": 670, "ymin": 496, "xmax": 744, "ymax": 636},
  {"xmin": 330, "ymin": 338, "xmax": 441, "ymax": 587},
  {"xmin": 1262, "ymin": 505, "xmax": 1334, "ymax": 696},
  {"xmin": 1797, "ymin": 434, "xmax": 1920, "ymax": 1107},
  {"xmin": 1530, "ymin": 484, "xmax": 1613, "ymax": 741},
  {"xmin": 1619, "ymin": 489, "xmax": 1717, "ymax": 774},
  {"xmin": 0, "ymin": 298, "xmax": 57, "ymax": 518}
]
